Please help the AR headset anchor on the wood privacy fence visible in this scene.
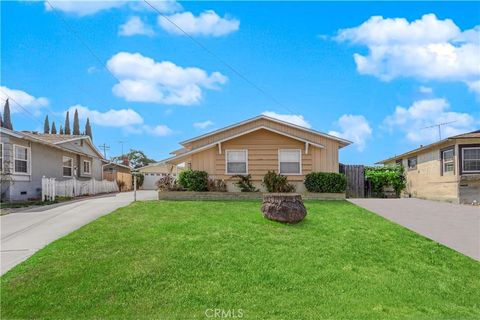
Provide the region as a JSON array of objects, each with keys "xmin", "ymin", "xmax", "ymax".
[
  {"xmin": 103, "ymin": 172, "xmax": 132, "ymax": 191},
  {"xmin": 340, "ymin": 164, "xmax": 365, "ymax": 198},
  {"xmin": 42, "ymin": 177, "xmax": 119, "ymax": 201}
]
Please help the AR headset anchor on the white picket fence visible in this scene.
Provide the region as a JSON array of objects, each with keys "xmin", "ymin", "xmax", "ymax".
[{"xmin": 42, "ymin": 176, "xmax": 119, "ymax": 201}]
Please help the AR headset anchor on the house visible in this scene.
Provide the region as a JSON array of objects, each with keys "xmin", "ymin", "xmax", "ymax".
[
  {"xmin": 137, "ymin": 163, "xmax": 181, "ymax": 190},
  {"xmin": 377, "ymin": 130, "xmax": 480, "ymax": 204},
  {"xmin": 1, "ymin": 127, "xmax": 105, "ymax": 201},
  {"xmin": 160, "ymin": 115, "xmax": 352, "ymax": 192},
  {"xmin": 102, "ymin": 162, "xmax": 132, "ymax": 191}
]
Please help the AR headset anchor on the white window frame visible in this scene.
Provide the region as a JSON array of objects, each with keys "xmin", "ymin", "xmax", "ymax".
[
  {"xmin": 13, "ymin": 144, "xmax": 31, "ymax": 175},
  {"xmin": 225, "ymin": 149, "xmax": 248, "ymax": 175},
  {"xmin": 462, "ymin": 147, "xmax": 480, "ymax": 173},
  {"xmin": 83, "ymin": 159, "xmax": 91, "ymax": 175},
  {"xmin": 442, "ymin": 148, "xmax": 454, "ymax": 174},
  {"xmin": 63, "ymin": 156, "xmax": 73, "ymax": 177},
  {"xmin": 278, "ymin": 149, "xmax": 302, "ymax": 175}
]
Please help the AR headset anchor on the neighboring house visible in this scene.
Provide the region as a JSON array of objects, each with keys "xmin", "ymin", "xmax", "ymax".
[
  {"xmin": 377, "ymin": 130, "xmax": 480, "ymax": 204},
  {"xmin": 1, "ymin": 127, "xmax": 104, "ymax": 201},
  {"xmin": 137, "ymin": 163, "xmax": 180, "ymax": 190},
  {"xmin": 160, "ymin": 115, "xmax": 352, "ymax": 192},
  {"xmin": 102, "ymin": 162, "xmax": 132, "ymax": 191}
]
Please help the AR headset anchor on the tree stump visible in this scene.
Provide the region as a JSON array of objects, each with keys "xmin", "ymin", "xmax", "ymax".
[{"xmin": 261, "ymin": 193, "xmax": 307, "ymax": 224}]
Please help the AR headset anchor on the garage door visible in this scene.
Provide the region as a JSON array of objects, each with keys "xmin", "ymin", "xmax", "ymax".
[{"xmin": 142, "ymin": 173, "xmax": 162, "ymax": 190}]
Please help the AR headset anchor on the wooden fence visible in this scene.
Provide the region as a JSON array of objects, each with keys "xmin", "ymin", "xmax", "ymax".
[
  {"xmin": 42, "ymin": 176, "xmax": 119, "ymax": 201},
  {"xmin": 103, "ymin": 172, "xmax": 132, "ymax": 191},
  {"xmin": 340, "ymin": 164, "xmax": 365, "ymax": 198}
]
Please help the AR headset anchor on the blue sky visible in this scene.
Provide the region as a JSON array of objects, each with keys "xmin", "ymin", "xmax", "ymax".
[{"xmin": 1, "ymin": 1, "xmax": 479, "ymax": 164}]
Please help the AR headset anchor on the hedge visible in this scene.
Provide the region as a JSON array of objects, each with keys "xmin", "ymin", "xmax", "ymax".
[
  {"xmin": 178, "ymin": 169, "xmax": 208, "ymax": 191},
  {"xmin": 304, "ymin": 172, "xmax": 346, "ymax": 193}
]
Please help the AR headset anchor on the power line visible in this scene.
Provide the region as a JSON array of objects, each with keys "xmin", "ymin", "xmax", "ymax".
[
  {"xmin": 0, "ymin": 93, "xmax": 43, "ymax": 126},
  {"xmin": 98, "ymin": 143, "xmax": 110, "ymax": 158},
  {"xmin": 143, "ymin": 0, "xmax": 296, "ymax": 115}
]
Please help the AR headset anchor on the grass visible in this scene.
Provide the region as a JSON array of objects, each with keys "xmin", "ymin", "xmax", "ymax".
[{"xmin": 1, "ymin": 200, "xmax": 479, "ymax": 319}]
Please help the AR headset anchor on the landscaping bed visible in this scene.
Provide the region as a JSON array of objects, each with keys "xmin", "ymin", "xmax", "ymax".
[
  {"xmin": 158, "ymin": 191, "xmax": 345, "ymax": 201},
  {"xmin": 1, "ymin": 200, "xmax": 479, "ymax": 319}
]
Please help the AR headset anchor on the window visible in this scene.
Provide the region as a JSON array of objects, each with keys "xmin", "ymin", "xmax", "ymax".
[
  {"xmin": 83, "ymin": 160, "xmax": 91, "ymax": 174},
  {"xmin": 14, "ymin": 145, "xmax": 30, "ymax": 174},
  {"xmin": 442, "ymin": 148, "xmax": 454, "ymax": 173},
  {"xmin": 462, "ymin": 147, "xmax": 480, "ymax": 173},
  {"xmin": 395, "ymin": 159, "xmax": 403, "ymax": 166},
  {"xmin": 279, "ymin": 149, "xmax": 301, "ymax": 175},
  {"xmin": 407, "ymin": 156, "xmax": 417, "ymax": 170},
  {"xmin": 63, "ymin": 156, "xmax": 73, "ymax": 177},
  {"xmin": 226, "ymin": 150, "xmax": 247, "ymax": 174}
]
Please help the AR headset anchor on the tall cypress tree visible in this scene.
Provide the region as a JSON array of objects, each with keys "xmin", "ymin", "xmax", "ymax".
[
  {"xmin": 44, "ymin": 115, "xmax": 50, "ymax": 133},
  {"xmin": 85, "ymin": 117, "xmax": 93, "ymax": 140},
  {"xmin": 64, "ymin": 111, "xmax": 71, "ymax": 135},
  {"xmin": 0, "ymin": 112, "xmax": 3, "ymax": 128},
  {"xmin": 51, "ymin": 121, "xmax": 57, "ymax": 134},
  {"xmin": 73, "ymin": 108, "xmax": 80, "ymax": 135},
  {"xmin": 59, "ymin": 125, "xmax": 64, "ymax": 135},
  {"xmin": 3, "ymin": 98, "xmax": 13, "ymax": 130}
]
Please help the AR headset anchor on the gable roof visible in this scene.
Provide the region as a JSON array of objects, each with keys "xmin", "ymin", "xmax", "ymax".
[
  {"xmin": 1, "ymin": 129, "xmax": 105, "ymax": 160},
  {"xmin": 377, "ymin": 129, "xmax": 480, "ymax": 164},
  {"xmin": 180, "ymin": 115, "xmax": 352, "ymax": 146}
]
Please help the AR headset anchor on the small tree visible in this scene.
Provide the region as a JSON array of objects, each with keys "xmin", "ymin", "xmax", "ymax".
[
  {"xmin": 73, "ymin": 109, "xmax": 80, "ymax": 135},
  {"xmin": 51, "ymin": 121, "xmax": 57, "ymax": 134},
  {"xmin": 43, "ymin": 115, "xmax": 50, "ymax": 134},
  {"xmin": 85, "ymin": 117, "xmax": 92, "ymax": 140},
  {"xmin": 59, "ymin": 125, "xmax": 64, "ymax": 135},
  {"xmin": 64, "ymin": 111, "xmax": 71, "ymax": 135},
  {"xmin": 3, "ymin": 99, "xmax": 13, "ymax": 130}
]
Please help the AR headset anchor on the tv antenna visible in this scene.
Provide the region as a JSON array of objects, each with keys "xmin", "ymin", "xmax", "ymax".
[
  {"xmin": 421, "ymin": 121, "xmax": 456, "ymax": 141},
  {"xmin": 98, "ymin": 143, "xmax": 110, "ymax": 159}
]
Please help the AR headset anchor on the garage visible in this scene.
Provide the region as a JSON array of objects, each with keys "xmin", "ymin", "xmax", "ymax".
[
  {"xmin": 138, "ymin": 163, "xmax": 180, "ymax": 190},
  {"xmin": 142, "ymin": 172, "xmax": 164, "ymax": 190}
]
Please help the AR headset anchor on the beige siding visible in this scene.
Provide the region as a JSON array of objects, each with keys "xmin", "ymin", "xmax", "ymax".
[
  {"xmin": 189, "ymin": 129, "xmax": 339, "ymax": 183},
  {"xmin": 184, "ymin": 118, "xmax": 343, "ymax": 151}
]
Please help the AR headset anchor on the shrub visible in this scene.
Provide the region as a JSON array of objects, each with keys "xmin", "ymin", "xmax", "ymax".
[
  {"xmin": 156, "ymin": 174, "xmax": 180, "ymax": 191},
  {"xmin": 208, "ymin": 178, "xmax": 227, "ymax": 192},
  {"xmin": 365, "ymin": 166, "xmax": 406, "ymax": 197},
  {"xmin": 304, "ymin": 172, "xmax": 346, "ymax": 193},
  {"xmin": 116, "ymin": 179, "xmax": 126, "ymax": 191},
  {"xmin": 233, "ymin": 174, "xmax": 258, "ymax": 192},
  {"xmin": 262, "ymin": 170, "xmax": 295, "ymax": 193},
  {"xmin": 178, "ymin": 169, "xmax": 208, "ymax": 191},
  {"xmin": 131, "ymin": 171, "xmax": 144, "ymax": 188}
]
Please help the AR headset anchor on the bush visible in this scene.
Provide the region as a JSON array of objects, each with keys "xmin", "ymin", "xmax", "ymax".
[
  {"xmin": 233, "ymin": 174, "xmax": 258, "ymax": 192},
  {"xmin": 208, "ymin": 178, "xmax": 227, "ymax": 192},
  {"xmin": 156, "ymin": 174, "xmax": 182, "ymax": 191},
  {"xmin": 304, "ymin": 172, "xmax": 346, "ymax": 193},
  {"xmin": 178, "ymin": 169, "xmax": 208, "ymax": 191},
  {"xmin": 262, "ymin": 171, "xmax": 295, "ymax": 193},
  {"xmin": 116, "ymin": 179, "xmax": 126, "ymax": 191},
  {"xmin": 365, "ymin": 166, "xmax": 405, "ymax": 197},
  {"xmin": 131, "ymin": 171, "xmax": 144, "ymax": 188}
]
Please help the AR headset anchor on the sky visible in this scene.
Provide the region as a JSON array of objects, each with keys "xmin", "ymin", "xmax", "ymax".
[{"xmin": 1, "ymin": 1, "xmax": 479, "ymax": 164}]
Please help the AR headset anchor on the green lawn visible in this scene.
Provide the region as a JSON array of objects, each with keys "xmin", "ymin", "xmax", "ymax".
[{"xmin": 2, "ymin": 201, "xmax": 479, "ymax": 319}]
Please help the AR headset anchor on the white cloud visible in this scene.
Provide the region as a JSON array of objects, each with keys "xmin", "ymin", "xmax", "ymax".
[
  {"xmin": 107, "ymin": 52, "xmax": 227, "ymax": 105},
  {"xmin": 383, "ymin": 98, "xmax": 475, "ymax": 143},
  {"xmin": 0, "ymin": 86, "xmax": 49, "ymax": 116},
  {"xmin": 142, "ymin": 124, "xmax": 173, "ymax": 136},
  {"xmin": 193, "ymin": 120, "xmax": 214, "ymax": 129},
  {"xmin": 119, "ymin": 16, "xmax": 154, "ymax": 37},
  {"xmin": 466, "ymin": 80, "xmax": 480, "ymax": 97},
  {"xmin": 67, "ymin": 104, "xmax": 143, "ymax": 127},
  {"xmin": 45, "ymin": 0, "xmax": 181, "ymax": 16},
  {"xmin": 158, "ymin": 10, "xmax": 239, "ymax": 37},
  {"xmin": 262, "ymin": 111, "xmax": 311, "ymax": 128},
  {"xmin": 419, "ymin": 86, "xmax": 433, "ymax": 94},
  {"xmin": 329, "ymin": 115, "xmax": 372, "ymax": 151},
  {"xmin": 336, "ymin": 14, "xmax": 480, "ymax": 94}
]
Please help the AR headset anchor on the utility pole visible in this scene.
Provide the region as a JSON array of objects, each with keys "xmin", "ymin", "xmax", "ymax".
[
  {"xmin": 118, "ymin": 140, "xmax": 125, "ymax": 157},
  {"xmin": 421, "ymin": 121, "xmax": 456, "ymax": 141},
  {"xmin": 98, "ymin": 143, "xmax": 110, "ymax": 159}
]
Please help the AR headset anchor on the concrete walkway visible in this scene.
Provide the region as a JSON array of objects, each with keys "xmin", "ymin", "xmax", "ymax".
[
  {"xmin": 1, "ymin": 191, "xmax": 157, "ymax": 275},
  {"xmin": 349, "ymin": 198, "xmax": 480, "ymax": 261}
]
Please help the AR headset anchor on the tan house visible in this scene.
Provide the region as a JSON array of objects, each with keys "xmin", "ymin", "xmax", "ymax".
[
  {"xmin": 377, "ymin": 130, "xmax": 480, "ymax": 204},
  {"xmin": 160, "ymin": 115, "xmax": 352, "ymax": 192}
]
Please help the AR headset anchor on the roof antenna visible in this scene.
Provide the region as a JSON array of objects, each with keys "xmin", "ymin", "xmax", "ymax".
[{"xmin": 421, "ymin": 121, "xmax": 456, "ymax": 141}]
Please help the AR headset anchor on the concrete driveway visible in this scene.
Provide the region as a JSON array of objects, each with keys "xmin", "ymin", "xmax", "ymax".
[
  {"xmin": 1, "ymin": 190, "xmax": 157, "ymax": 275},
  {"xmin": 349, "ymin": 198, "xmax": 480, "ymax": 261}
]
